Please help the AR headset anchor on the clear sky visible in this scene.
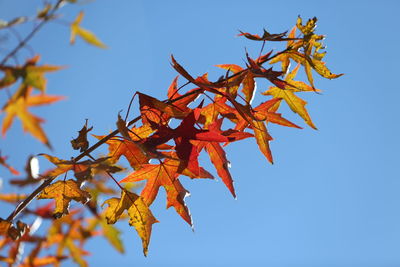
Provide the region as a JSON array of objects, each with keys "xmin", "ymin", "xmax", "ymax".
[{"xmin": 1, "ymin": 0, "xmax": 400, "ymax": 266}]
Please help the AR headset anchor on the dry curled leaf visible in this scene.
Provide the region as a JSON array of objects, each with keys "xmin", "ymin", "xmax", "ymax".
[{"xmin": 71, "ymin": 120, "xmax": 93, "ymax": 152}]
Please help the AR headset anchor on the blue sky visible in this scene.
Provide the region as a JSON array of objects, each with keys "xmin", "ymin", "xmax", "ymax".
[{"xmin": 1, "ymin": 0, "xmax": 400, "ymax": 266}]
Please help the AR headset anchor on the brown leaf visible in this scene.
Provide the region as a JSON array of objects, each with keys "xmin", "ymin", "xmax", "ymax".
[{"xmin": 71, "ymin": 120, "xmax": 93, "ymax": 152}]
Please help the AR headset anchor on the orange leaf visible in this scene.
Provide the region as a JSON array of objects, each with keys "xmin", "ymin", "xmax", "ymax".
[
  {"xmin": 1, "ymin": 88, "xmax": 64, "ymax": 147},
  {"xmin": 252, "ymin": 120, "xmax": 273, "ymax": 164},
  {"xmin": 205, "ymin": 142, "xmax": 236, "ymax": 198},
  {"xmin": 120, "ymin": 158, "xmax": 211, "ymax": 226}
]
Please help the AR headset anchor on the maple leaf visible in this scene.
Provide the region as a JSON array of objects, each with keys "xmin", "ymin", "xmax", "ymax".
[
  {"xmin": 252, "ymin": 120, "xmax": 274, "ymax": 163},
  {"xmin": 213, "ymin": 100, "xmax": 280, "ymax": 164},
  {"xmin": 1, "ymin": 87, "xmax": 64, "ymax": 147},
  {"xmin": 139, "ymin": 103, "xmax": 232, "ymax": 175},
  {"xmin": 262, "ymin": 64, "xmax": 319, "ymax": 129},
  {"xmin": 254, "ymin": 98, "xmax": 302, "ymax": 129},
  {"xmin": 296, "ymin": 16, "xmax": 317, "ymax": 36},
  {"xmin": 40, "ymin": 154, "xmax": 121, "ymax": 182},
  {"xmin": 205, "ymin": 142, "xmax": 236, "ymax": 198},
  {"xmin": 283, "ymin": 64, "xmax": 321, "ymax": 93},
  {"xmin": 285, "ymin": 51, "xmax": 343, "ymax": 88},
  {"xmin": 199, "ymin": 97, "xmax": 225, "ymax": 126},
  {"xmin": 120, "ymin": 157, "xmax": 212, "ymax": 226},
  {"xmin": 267, "ymin": 17, "xmax": 342, "ymax": 88},
  {"xmin": 94, "ymin": 124, "xmax": 154, "ymax": 170},
  {"xmin": 198, "ymin": 119, "xmax": 253, "ymax": 197},
  {"xmin": 37, "ymin": 179, "xmax": 91, "ymax": 218},
  {"xmin": 0, "ymin": 55, "xmax": 63, "ymax": 93},
  {"xmin": 172, "ymin": 106, "xmax": 231, "ymax": 174},
  {"xmin": 102, "ymin": 190, "xmax": 158, "ymax": 256},
  {"xmin": 70, "ymin": 11, "xmax": 107, "ymax": 49}
]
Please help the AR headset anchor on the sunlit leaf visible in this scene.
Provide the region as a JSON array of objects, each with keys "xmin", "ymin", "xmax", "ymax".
[
  {"xmin": 37, "ymin": 180, "xmax": 91, "ymax": 218},
  {"xmin": 102, "ymin": 190, "xmax": 157, "ymax": 256},
  {"xmin": 1, "ymin": 87, "xmax": 64, "ymax": 147},
  {"xmin": 70, "ymin": 11, "xmax": 107, "ymax": 49}
]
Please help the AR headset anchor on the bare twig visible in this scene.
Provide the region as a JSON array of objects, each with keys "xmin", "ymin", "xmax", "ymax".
[{"xmin": 0, "ymin": 0, "xmax": 64, "ymax": 66}]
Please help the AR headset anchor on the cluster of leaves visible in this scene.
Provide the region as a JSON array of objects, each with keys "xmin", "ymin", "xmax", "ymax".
[{"xmin": 0, "ymin": 1, "xmax": 341, "ymax": 266}]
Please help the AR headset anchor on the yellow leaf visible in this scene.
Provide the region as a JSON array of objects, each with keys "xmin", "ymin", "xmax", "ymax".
[
  {"xmin": 263, "ymin": 86, "xmax": 316, "ymax": 129},
  {"xmin": 304, "ymin": 60, "xmax": 315, "ymax": 88},
  {"xmin": 102, "ymin": 190, "xmax": 158, "ymax": 256},
  {"xmin": 312, "ymin": 59, "xmax": 344, "ymax": 79},
  {"xmin": 70, "ymin": 11, "xmax": 107, "ymax": 49},
  {"xmin": 296, "ymin": 16, "xmax": 317, "ymax": 35},
  {"xmin": 288, "ymin": 51, "xmax": 343, "ymax": 81},
  {"xmin": 37, "ymin": 180, "xmax": 91, "ymax": 218}
]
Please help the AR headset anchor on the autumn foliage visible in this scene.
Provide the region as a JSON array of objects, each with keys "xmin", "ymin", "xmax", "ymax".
[{"xmin": 0, "ymin": 1, "xmax": 341, "ymax": 266}]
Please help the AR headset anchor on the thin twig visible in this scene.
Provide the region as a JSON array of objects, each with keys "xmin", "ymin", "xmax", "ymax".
[{"xmin": 0, "ymin": 0, "xmax": 64, "ymax": 66}]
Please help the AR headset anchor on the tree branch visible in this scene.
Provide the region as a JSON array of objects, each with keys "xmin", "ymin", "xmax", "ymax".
[
  {"xmin": 5, "ymin": 46, "xmax": 291, "ymax": 222},
  {"xmin": 0, "ymin": 0, "xmax": 64, "ymax": 66}
]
